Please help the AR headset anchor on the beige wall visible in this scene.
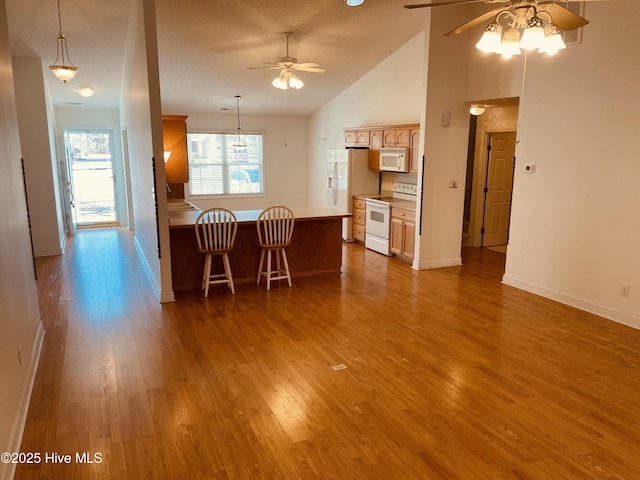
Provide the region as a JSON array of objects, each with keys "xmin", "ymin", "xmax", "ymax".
[
  {"xmin": 185, "ymin": 112, "xmax": 309, "ymax": 211},
  {"xmin": 12, "ymin": 57, "xmax": 66, "ymax": 256},
  {"xmin": 0, "ymin": 1, "xmax": 44, "ymax": 478},
  {"xmin": 120, "ymin": 0, "xmax": 174, "ymax": 303},
  {"xmin": 502, "ymin": 2, "xmax": 640, "ymax": 327}
]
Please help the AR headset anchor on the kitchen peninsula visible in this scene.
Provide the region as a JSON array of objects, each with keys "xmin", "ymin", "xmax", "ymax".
[{"xmin": 169, "ymin": 206, "xmax": 351, "ymax": 292}]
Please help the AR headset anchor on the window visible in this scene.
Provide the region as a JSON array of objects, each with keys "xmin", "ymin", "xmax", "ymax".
[{"xmin": 187, "ymin": 132, "xmax": 264, "ymax": 196}]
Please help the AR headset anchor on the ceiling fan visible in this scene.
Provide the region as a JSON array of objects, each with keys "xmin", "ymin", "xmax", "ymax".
[
  {"xmin": 404, "ymin": 0, "xmax": 606, "ymax": 57},
  {"xmin": 247, "ymin": 32, "xmax": 325, "ymax": 90}
]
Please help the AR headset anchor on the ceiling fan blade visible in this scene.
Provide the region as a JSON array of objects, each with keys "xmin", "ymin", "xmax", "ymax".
[
  {"xmin": 405, "ymin": 0, "xmax": 507, "ymax": 9},
  {"xmin": 539, "ymin": 2, "xmax": 589, "ymax": 30},
  {"xmin": 445, "ymin": 5, "xmax": 506, "ymax": 36},
  {"xmin": 294, "ymin": 66, "xmax": 326, "ymax": 73},
  {"xmin": 292, "ymin": 62, "xmax": 321, "ymax": 69},
  {"xmin": 246, "ymin": 66, "xmax": 282, "ymax": 70}
]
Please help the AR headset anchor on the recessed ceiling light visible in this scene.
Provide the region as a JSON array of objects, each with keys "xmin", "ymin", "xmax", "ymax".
[
  {"xmin": 79, "ymin": 86, "xmax": 94, "ymax": 97},
  {"xmin": 345, "ymin": 0, "xmax": 364, "ymax": 6}
]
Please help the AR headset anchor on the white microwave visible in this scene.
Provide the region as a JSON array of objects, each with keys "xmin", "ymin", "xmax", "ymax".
[{"xmin": 379, "ymin": 147, "xmax": 409, "ymax": 172}]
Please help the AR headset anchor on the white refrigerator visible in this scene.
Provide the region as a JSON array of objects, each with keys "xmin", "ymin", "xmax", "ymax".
[{"xmin": 326, "ymin": 148, "xmax": 379, "ymax": 242}]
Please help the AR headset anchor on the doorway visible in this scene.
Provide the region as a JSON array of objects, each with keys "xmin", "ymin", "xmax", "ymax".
[
  {"xmin": 64, "ymin": 129, "xmax": 120, "ymax": 228},
  {"xmin": 481, "ymin": 131, "xmax": 516, "ymax": 249}
]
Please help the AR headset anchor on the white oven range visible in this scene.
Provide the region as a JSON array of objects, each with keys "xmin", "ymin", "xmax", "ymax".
[{"xmin": 365, "ymin": 182, "xmax": 418, "ymax": 256}]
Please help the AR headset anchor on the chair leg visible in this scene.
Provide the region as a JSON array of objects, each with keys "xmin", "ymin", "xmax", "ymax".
[
  {"xmin": 257, "ymin": 249, "xmax": 265, "ymax": 284},
  {"xmin": 266, "ymin": 250, "xmax": 272, "ymax": 291},
  {"xmin": 281, "ymin": 248, "xmax": 292, "ymax": 287},
  {"xmin": 203, "ymin": 254, "xmax": 212, "ymax": 297},
  {"xmin": 222, "ymin": 253, "xmax": 235, "ymax": 294}
]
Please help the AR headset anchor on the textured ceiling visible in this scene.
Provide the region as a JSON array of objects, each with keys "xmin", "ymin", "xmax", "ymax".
[{"xmin": 5, "ymin": 0, "xmax": 429, "ymax": 116}]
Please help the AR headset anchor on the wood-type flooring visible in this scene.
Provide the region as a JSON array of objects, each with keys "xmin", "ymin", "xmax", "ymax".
[{"xmin": 15, "ymin": 227, "xmax": 640, "ymax": 479}]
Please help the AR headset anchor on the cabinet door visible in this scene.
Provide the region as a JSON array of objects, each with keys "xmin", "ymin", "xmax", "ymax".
[
  {"xmin": 356, "ymin": 130, "xmax": 370, "ymax": 146},
  {"xmin": 402, "ymin": 221, "xmax": 416, "ymax": 259},
  {"xmin": 390, "ymin": 217, "xmax": 404, "ymax": 255},
  {"xmin": 369, "ymin": 129, "xmax": 383, "ymax": 170},
  {"xmin": 409, "ymin": 128, "xmax": 420, "ymax": 174},
  {"xmin": 394, "ymin": 129, "xmax": 411, "ymax": 147},
  {"xmin": 162, "ymin": 115, "xmax": 189, "ymax": 184},
  {"xmin": 383, "ymin": 130, "xmax": 397, "ymax": 147},
  {"xmin": 344, "ymin": 130, "xmax": 358, "ymax": 146}
]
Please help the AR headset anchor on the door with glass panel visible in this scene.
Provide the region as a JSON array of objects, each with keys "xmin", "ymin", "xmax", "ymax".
[{"xmin": 64, "ymin": 129, "xmax": 119, "ymax": 227}]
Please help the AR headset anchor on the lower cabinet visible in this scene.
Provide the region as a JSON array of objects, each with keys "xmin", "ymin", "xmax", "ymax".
[
  {"xmin": 353, "ymin": 198, "xmax": 367, "ymax": 242},
  {"xmin": 390, "ymin": 206, "xmax": 415, "ymax": 262}
]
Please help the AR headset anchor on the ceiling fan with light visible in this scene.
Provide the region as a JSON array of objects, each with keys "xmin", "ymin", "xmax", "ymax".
[
  {"xmin": 247, "ymin": 32, "xmax": 325, "ymax": 90},
  {"xmin": 404, "ymin": 0, "xmax": 609, "ymax": 58}
]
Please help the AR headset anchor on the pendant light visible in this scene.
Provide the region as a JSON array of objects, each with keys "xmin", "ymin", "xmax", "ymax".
[
  {"xmin": 233, "ymin": 96, "xmax": 247, "ymax": 148},
  {"xmin": 49, "ymin": 0, "xmax": 78, "ymax": 83}
]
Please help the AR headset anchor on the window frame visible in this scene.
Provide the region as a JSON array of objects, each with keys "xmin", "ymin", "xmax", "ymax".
[{"xmin": 185, "ymin": 129, "xmax": 266, "ymax": 199}]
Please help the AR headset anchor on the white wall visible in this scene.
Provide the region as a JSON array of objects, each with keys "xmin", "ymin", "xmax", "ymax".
[
  {"xmin": 502, "ymin": 2, "xmax": 640, "ymax": 327},
  {"xmin": 307, "ymin": 32, "xmax": 425, "ymax": 207},
  {"xmin": 12, "ymin": 57, "xmax": 66, "ymax": 256},
  {"xmin": 0, "ymin": 2, "xmax": 45, "ymax": 479},
  {"xmin": 55, "ymin": 107, "xmax": 129, "ymax": 227},
  {"xmin": 185, "ymin": 112, "xmax": 308, "ymax": 211},
  {"xmin": 120, "ymin": 0, "xmax": 174, "ymax": 303}
]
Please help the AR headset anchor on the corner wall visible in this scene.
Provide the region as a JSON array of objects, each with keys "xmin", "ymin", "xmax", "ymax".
[
  {"xmin": 12, "ymin": 57, "xmax": 66, "ymax": 256},
  {"xmin": 502, "ymin": 2, "xmax": 640, "ymax": 327},
  {"xmin": 120, "ymin": 0, "xmax": 174, "ymax": 303},
  {"xmin": 0, "ymin": 2, "xmax": 45, "ymax": 478}
]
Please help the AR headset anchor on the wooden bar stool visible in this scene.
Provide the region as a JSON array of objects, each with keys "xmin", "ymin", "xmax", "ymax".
[
  {"xmin": 194, "ymin": 208, "xmax": 237, "ymax": 297},
  {"xmin": 256, "ymin": 206, "xmax": 295, "ymax": 290}
]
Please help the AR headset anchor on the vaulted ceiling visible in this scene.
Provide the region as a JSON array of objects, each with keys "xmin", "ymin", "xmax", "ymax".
[{"xmin": 6, "ymin": 0, "xmax": 429, "ymax": 116}]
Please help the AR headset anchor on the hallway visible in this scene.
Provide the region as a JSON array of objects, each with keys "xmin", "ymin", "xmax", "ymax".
[{"xmin": 17, "ymin": 228, "xmax": 640, "ymax": 479}]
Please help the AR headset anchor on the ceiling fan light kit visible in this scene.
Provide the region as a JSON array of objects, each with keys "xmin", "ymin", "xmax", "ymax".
[
  {"xmin": 476, "ymin": 8, "xmax": 565, "ymax": 58},
  {"xmin": 404, "ymin": 0, "xmax": 593, "ymax": 59},
  {"xmin": 248, "ymin": 32, "xmax": 325, "ymax": 91}
]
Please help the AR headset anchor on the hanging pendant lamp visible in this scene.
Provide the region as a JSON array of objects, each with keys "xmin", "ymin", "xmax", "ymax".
[
  {"xmin": 49, "ymin": 0, "xmax": 78, "ymax": 83},
  {"xmin": 233, "ymin": 96, "xmax": 247, "ymax": 148}
]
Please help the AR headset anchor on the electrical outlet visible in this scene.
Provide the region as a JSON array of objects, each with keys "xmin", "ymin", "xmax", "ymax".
[{"xmin": 620, "ymin": 285, "xmax": 631, "ymax": 297}]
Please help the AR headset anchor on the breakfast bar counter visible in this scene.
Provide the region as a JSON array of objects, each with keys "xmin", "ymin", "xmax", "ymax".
[{"xmin": 169, "ymin": 207, "xmax": 351, "ymax": 291}]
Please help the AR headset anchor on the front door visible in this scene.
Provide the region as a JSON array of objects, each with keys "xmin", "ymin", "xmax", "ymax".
[
  {"xmin": 482, "ymin": 131, "xmax": 516, "ymax": 247},
  {"xmin": 64, "ymin": 129, "xmax": 118, "ymax": 227}
]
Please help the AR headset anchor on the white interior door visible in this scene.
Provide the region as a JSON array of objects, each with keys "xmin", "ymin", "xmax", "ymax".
[{"xmin": 483, "ymin": 132, "xmax": 516, "ymax": 246}]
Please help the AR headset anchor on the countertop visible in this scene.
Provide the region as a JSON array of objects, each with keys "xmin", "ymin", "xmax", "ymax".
[{"xmin": 169, "ymin": 206, "xmax": 352, "ymax": 229}]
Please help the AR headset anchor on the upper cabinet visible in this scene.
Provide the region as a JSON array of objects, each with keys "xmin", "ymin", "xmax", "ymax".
[
  {"xmin": 344, "ymin": 129, "xmax": 371, "ymax": 147},
  {"xmin": 345, "ymin": 124, "xmax": 419, "ymax": 173},
  {"xmin": 383, "ymin": 128, "xmax": 411, "ymax": 148},
  {"xmin": 162, "ymin": 114, "xmax": 189, "ymax": 184}
]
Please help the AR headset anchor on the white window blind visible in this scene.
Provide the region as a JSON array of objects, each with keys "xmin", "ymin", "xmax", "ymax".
[{"xmin": 187, "ymin": 132, "xmax": 264, "ymax": 196}]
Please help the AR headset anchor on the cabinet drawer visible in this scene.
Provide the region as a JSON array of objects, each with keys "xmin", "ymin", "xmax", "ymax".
[
  {"xmin": 391, "ymin": 207, "xmax": 416, "ymax": 222},
  {"xmin": 353, "ymin": 208, "xmax": 366, "ymax": 226},
  {"xmin": 353, "ymin": 224, "xmax": 366, "ymax": 242},
  {"xmin": 353, "ymin": 198, "xmax": 367, "ymax": 210}
]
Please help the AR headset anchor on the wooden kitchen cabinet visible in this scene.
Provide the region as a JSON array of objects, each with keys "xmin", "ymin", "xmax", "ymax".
[
  {"xmin": 162, "ymin": 114, "xmax": 189, "ymax": 184},
  {"xmin": 409, "ymin": 128, "xmax": 420, "ymax": 174},
  {"xmin": 369, "ymin": 129, "xmax": 383, "ymax": 170},
  {"xmin": 383, "ymin": 128, "xmax": 411, "ymax": 148},
  {"xmin": 390, "ymin": 206, "xmax": 416, "ymax": 262},
  {"xmin": 344, "ymin": 129, "xmax": 370, "ymax": 147},
  {"xmin": 353, "ymin": 198, "xmax": 367, "ymax": 242}
]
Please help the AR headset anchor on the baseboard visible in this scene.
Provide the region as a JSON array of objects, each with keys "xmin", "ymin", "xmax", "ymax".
[
  {"xmin": 2, "ymin": 322, "xmax": 45, "ymax": 480},
  {"xmin": 34, "ymin": 247, "xmax": 63, "ymax": 257},
  {"xmin": 133, "ymin": 236, "xmax": 162, "ymax": 302},
  {"xmin": 502, "ymin": 275, "xmax": 640, "ymax": 331},
  {"xmin": 412, "ymin": 256, "xmax": 462, "ymax": 270}
]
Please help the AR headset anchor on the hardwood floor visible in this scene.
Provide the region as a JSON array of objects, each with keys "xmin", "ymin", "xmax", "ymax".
[{"xmin": 16, "ymin": 227, "xmax": 640, "ymax": 479}]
